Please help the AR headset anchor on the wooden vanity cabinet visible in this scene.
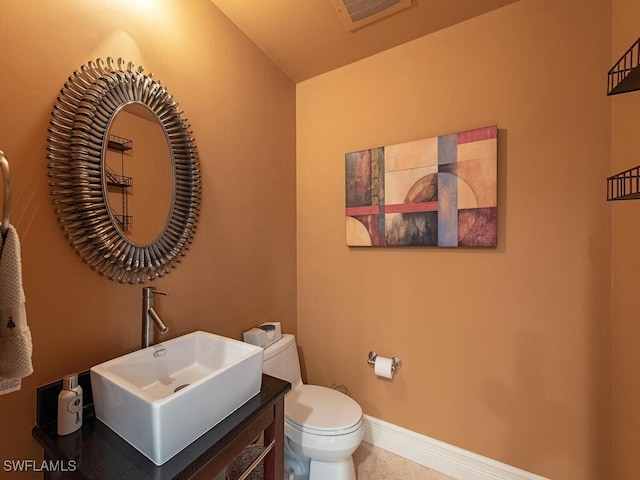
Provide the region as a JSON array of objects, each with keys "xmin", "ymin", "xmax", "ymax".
[{"xmin": 32, "ymin": 375, "xmax": 290, "ymax": 480}]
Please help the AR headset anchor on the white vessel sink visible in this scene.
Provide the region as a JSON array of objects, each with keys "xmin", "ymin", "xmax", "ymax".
[{"xmin": 90, "ymin": 331, "xmax": 263, "ymax": 465}]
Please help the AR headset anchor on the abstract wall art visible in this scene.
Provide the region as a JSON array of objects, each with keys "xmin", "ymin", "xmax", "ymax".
[{"xmin": 345, "ymin": 125, "xmax": 497, "ymax": 247}]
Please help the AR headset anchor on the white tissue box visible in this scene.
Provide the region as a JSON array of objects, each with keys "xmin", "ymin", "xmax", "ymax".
[{"xmin": 243, "ymin": 322, "xmax": 282, "ymax": 348}]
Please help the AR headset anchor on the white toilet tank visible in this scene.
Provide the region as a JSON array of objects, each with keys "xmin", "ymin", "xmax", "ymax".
[{"xmin": 263, "ymin": 334, "xmax": 303, "ymax": 389}]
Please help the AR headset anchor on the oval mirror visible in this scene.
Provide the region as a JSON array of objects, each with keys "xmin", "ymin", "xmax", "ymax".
[
  {"xmin": 47, "ymin": 58, "xmax": 201, "ymax": 284},
  {"xmin": 104, "ymin": 103, "xmax": 173, "ymax": 245}
]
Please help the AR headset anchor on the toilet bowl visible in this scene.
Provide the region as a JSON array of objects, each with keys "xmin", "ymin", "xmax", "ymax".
[{"xmin": 262, "ymin": 334, "xmax": 364, "ymax": 480}]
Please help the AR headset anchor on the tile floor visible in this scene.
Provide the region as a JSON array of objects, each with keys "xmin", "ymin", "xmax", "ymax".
[{"xmin": 353, "ymin": 442, "xmax": 455, "ymax": 480}]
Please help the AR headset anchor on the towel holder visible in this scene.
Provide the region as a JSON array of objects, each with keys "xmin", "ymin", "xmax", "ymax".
[{"xmin": 0, "ymin": 150, "xmax": 10, "ymax": 237}]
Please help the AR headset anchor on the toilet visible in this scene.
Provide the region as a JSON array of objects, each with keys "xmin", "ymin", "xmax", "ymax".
[{"xmin": 262, "ymin": 334, "xmax": 364, "ymax": 480}]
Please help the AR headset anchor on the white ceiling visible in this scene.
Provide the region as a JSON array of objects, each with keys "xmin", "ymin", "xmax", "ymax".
[{"xmin": 210, "ymin": 0, "xmax": 521, "ymax": 82}]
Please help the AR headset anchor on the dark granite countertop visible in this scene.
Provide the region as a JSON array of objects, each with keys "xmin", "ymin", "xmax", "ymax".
[{"xmin": 32, "ymin": 374, "xmax": 290, "ymax": 480}]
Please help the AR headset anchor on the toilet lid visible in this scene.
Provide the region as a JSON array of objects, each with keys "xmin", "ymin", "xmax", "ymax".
[{"xmin": 285, "ymin": 384, "xmax": 363, "ymax": 433}]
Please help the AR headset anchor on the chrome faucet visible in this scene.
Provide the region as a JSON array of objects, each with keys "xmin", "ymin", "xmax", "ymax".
[{"xmin": 142, "ymin": 287, "xmax": 169, "ymax": 348}]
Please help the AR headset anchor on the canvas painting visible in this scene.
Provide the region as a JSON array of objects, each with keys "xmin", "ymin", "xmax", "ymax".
[{"xmin": 345, "ymin": 125, "xmax": 497, "ymax": 247}]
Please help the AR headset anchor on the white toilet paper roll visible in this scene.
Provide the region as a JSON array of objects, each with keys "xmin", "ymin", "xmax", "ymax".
[{"xmin": 374, "ymin": 356, "xmax": 394, "ymax": 379}]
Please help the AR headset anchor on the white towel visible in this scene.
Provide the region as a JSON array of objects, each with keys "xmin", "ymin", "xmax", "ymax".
[{"xmin": 0, "ymin": 225, "xmax": 33, "ymax": 379}]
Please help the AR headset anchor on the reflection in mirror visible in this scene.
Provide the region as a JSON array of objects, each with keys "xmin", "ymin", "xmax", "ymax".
[{"xmin": 104, "ymin": 103, "xmax": 173, "ymax": 245}]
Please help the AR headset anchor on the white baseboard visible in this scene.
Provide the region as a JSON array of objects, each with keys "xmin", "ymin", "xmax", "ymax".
[{"xmin": 362, "ymin": 415, "xmax": 550, "ymax": 480}]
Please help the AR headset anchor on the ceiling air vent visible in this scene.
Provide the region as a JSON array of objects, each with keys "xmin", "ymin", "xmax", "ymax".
[{"xmin": 331, "ymin": 0, "xmax": 412, "ymax": 32}]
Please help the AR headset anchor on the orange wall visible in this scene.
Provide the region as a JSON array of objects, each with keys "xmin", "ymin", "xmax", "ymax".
[
  {"xmin": 611, "ymin": 0, "xmax": 640, "ymax": 479},
  {"xmin": 0, "ymin": 0, "xmax": 296, "ymax": 475},
  {"xmin": 296, "ymin": 0, "xmax": 612, "ymax": 479}
]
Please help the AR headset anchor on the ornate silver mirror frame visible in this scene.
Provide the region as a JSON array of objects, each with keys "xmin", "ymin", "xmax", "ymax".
[{"xmin": 47, "ymin": 58, "xmax": 201, "ymax": 283}]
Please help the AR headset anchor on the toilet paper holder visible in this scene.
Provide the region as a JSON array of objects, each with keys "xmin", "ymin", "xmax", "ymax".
[{"xmin": 367, "ymin": 351, "xmax": 402, "ymax": 372}]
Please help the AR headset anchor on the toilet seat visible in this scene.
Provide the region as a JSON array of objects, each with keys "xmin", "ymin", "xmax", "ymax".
[{"xmin": 285, "ymin": 384, "xmax": 363, "ymax": 436}]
